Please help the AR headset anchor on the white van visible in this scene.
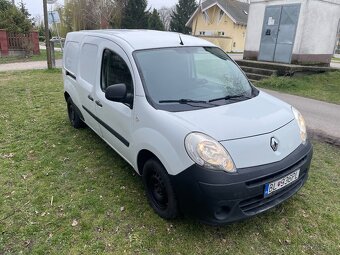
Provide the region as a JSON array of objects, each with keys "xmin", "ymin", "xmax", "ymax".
[{"xmin": 63, "ymin": 30, "xmax": 313, "ymax": 224}]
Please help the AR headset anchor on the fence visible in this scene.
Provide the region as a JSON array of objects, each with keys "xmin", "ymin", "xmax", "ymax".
[{"xmin": 0, "ymin": 30, "xmax": 40, "ymax": 56}]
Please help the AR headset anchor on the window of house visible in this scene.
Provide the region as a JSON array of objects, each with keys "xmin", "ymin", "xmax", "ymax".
[
  {"xmin": 199, "ymin": 31, "xmax": 206, "ymax": 36},
  {"xmin": 101, "ymin": 49, "xmax": 133, "ymax": 95},
  {"xmin": 233, "ymin": 42, "xmax": 236, "ymax": 48},
  {"xmin": 218, "ymin": 10, "xmax": 224, "ymax": 22},
  {"xmin": 218, "ymin": 31, "xmax": 225, "ymax": 36}
]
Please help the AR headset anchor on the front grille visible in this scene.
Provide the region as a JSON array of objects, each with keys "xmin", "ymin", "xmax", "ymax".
[
  {"xmin": 239, "ymin": 174, "xmax": 306, "ymax": 215},
  {"xmin": 245, "ymin": 155, "xmax": 307, "ymax": 188}
]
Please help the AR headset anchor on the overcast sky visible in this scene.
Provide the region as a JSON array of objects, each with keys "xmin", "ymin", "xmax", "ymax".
[{"xmin": 22, "ymin": 0, "xmax": 181, "ymax": 17}]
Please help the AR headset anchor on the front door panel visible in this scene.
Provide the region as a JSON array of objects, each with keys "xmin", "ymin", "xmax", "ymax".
[{"xmin": 94, "ymin": 39, "xmax": 135, "ymax": 163}]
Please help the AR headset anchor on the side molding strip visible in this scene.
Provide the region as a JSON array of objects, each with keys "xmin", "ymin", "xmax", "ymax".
[{"xmin": 82, "ymin": 106, "xmax": 130, "ymax": 147}]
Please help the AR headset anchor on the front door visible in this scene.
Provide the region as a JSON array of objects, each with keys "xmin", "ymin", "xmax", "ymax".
[
  {"xmin": 94, "ymin": 39, "xmax": 135, "ymax": 163},
  {"xmin": 258, "ymin": 4, "xmax": 301, "ymax": 64}
]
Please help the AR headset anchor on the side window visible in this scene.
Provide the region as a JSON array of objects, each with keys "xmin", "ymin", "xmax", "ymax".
[
  {"xmin": 101, "ymin": 49, "xmax": 133, "ymax": 94},
  {"xmin": 64, "ymin": 41, "xmax": 79, "ymax": 74},
  {"xmin": 80, "ymin": 43, "xmax": 98, "ymax": 85}
]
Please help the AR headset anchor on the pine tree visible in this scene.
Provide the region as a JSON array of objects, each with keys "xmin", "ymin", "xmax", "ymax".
[
  {"xmin": 18, "ymin": 0, "xmax": 34, "ymax": 26},
  {"xmin": 148, "ymin": 9, "xmax": 164, "ymax": 31},
  {"xmin": 0, "ymin": 0, "xmax": 33, "ymax": 33},
  {"xmin": 121, "ymin": 0, "xmax": 149, "ymax": 29},
  {"xmin": 170, "ymin": 0, "xmax": 198, "ymax": 34},
  {"xmin": 18, "ymin": 0, "xmax": 30, "ymax": 19}
]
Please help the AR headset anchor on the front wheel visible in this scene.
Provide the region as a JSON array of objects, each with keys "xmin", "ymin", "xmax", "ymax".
[
  {"xmin": 142, "ymin": 159, "xmax": 179, "ymax": 220},
  {"xmin": 67, "ymin": 97, "xmax": 85, "ymax": 129}
]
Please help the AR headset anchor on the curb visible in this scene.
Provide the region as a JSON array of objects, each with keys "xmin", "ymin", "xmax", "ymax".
[{"xmin": 308, "ymin": 128, "xmax": 340, "ymax": 147}]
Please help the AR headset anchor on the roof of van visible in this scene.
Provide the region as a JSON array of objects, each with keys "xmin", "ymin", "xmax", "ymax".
[{"xmin": 67, "ymin": 30, "xmax": 215, "ymax": 51}]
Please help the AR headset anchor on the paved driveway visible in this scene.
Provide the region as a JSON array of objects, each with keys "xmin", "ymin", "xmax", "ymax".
[
  {"xmin": 262, "ymin": 89, "xmax": 340, "ymax": 146},
  {"xmin": 0, "ymin": 60, "xmax": 62, "ymax": 72}
]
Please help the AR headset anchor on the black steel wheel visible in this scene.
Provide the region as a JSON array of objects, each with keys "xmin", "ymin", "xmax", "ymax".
[
  {"xmin": 67, "ymin": 97, "xmax": 85, "ymax": 129},
  {"xmin": 142, "ymin": 159, "xmax": 179, "ymax": 219}
]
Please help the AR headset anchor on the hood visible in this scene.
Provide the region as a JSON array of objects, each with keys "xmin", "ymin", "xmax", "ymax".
[{"xmin": 172, "ymin": 91, "xmax": 294, "ymax": 141}]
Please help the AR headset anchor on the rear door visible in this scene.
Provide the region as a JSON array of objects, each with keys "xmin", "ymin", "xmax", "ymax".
[
  {"xmin": 93, "ymin": 39, "xmax": 135, "ymax": 161},
  {"xmin": 77, "ymin": 36, "xmax": 101, "ymax": 135}
]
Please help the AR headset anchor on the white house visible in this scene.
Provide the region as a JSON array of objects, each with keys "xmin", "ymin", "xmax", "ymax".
[{"xmin": 244, "ymin": 0, "xmax": 340, "ymax": 65}]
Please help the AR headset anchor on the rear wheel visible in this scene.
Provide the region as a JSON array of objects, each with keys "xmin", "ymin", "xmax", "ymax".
[
  {"xmin": 67, "ymin": 97, "xmax": 85, "ymax": 129},
  {"xmin": 142, "ymin": 159, "xmax": 179, "ymax": 219}
]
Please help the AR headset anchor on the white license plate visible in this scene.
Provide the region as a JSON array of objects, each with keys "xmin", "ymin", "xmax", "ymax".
[{"xmin": 264, "ymin": 169, "xmax": 300, "ymax": 197}]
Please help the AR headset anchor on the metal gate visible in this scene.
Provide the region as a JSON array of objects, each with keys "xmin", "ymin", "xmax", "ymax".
[{"xmin": 258, "ymin": 4, "xmax": 301, "ymax": 64}]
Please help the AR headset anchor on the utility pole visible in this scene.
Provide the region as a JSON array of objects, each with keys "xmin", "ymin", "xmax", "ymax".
[
  {"xmin": 12, "ymin": 0, "xmax": 15, "ymax": 5},
  {"xmin": 43, "ymin": 0, "xmax": 52, "ymax": 69}
]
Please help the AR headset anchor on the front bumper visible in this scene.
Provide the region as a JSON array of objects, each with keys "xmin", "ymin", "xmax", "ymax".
[{"xmin": 170, "ymin": 141, "xmax": 313, "ymax": 225}]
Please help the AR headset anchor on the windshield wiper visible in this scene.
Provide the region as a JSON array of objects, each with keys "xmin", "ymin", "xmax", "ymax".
[
  {"xmin": 208, "ymin": 94, "xmax": 252, "ymax": 103},
  {"xmin": 159, "ymin": 99, "xmax": 209, "ymax": 104}
]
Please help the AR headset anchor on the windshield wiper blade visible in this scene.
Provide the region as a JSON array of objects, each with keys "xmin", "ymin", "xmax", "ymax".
[
  {"xmin": 159, "ymin": 99, "xmax": 209, "ymax": 104},
  {"xmin": 208, "ymin": 94, "xmax": 252, "ymax": 103}
]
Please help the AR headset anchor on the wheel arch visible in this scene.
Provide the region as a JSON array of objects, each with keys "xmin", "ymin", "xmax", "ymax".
[
  {"xmin": 137, "ymin": 149, "xmax": 159, "ymax": 176},
  {"xmin": 64, "ymin": 91, "xmax": 71, "ymax": 102}
]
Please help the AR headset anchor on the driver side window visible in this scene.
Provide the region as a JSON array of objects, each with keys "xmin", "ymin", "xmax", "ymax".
[{"xmin": 101, "ymin": 49, "xmax": 133, "ymax": 94}]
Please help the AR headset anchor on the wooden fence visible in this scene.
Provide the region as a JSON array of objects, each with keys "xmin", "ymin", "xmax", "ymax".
[
  {"xmin": 0, "ymin": 30, "xmax": 40, "ymax": 56},
  {"xmin": 7, "ymin": 32, "xmax": 33, "ymax": 49}
]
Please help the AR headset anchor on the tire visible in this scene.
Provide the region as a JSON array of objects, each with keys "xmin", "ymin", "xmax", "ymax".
[
  {"xmin": 142, "ymin": 159, "xmax": 179, "ymax": 220},
  {"xmin": 67, "ymin": 97, "xmax": 85, "ymax": 129}
]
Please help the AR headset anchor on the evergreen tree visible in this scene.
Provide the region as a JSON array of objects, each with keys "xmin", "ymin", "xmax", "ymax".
[
  {"xmin": 170, "ymin": 0, "xmax": 198, "ymax": 34},
  {"xmin": 18, "ymin": 0, "xmax": 34, "ymax": 26},
  {"xmin": 121, "ymin": 0, "xmax": 149, "ymax": 29},
  {"xmin": 0, "ymin": 0, "xmax": 33, "ymax": 33},
  {"xmin": 148, "ymin": 9, "xmax": 164, "ymax": 31},
  {"xmin": 18, "ymin": 0, "xmax": 30, "ymax": 19}
]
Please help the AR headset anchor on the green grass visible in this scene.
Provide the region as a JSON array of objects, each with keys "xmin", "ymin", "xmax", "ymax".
[
  {"xmin": 0, "ymin": 50, "xmax": 62, "ymax": 65},
  {"xmin": 256, "ymin": 71, "xmax": 340, "ymax": 105},
  {"xmin": 0, "ymin": 70, "xmax": 340, "ymax": 254}
]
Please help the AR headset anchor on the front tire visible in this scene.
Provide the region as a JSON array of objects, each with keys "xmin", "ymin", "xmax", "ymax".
[
  {"xmin": 142, "ymin": 159, "xmax": 179, "ymax": 220},
  {"xmin": 67, "ymin": 97, "xmax": 85, "ymax": 129}
]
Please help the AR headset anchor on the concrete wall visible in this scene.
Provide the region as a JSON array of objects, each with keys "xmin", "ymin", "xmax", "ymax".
[
  {"xmin": 191, "ymin": 5, "xmax": 247, "ymax": 52},
  {"xmin": 244, "ymin": 0, "xmax": 340, "ymax": 65}
]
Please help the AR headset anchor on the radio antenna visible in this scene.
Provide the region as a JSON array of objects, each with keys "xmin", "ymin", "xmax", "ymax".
[{"xmin": 179, "ymin": 34, "xmax": 184, "ymax": 45}]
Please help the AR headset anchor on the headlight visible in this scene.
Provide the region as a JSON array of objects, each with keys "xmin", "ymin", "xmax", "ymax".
[
  {"xmin": 292, "ymin": 107, "xmax": 307, "ymax": 144},
  {"xmin": 184, "ymin": 132, "xmax": 236, "ymax": 173}
]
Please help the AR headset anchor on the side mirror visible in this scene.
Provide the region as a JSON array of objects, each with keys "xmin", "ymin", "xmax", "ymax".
[{"xmin": 105, "ymin": 83, "xmax": 127, "ymax": 103}]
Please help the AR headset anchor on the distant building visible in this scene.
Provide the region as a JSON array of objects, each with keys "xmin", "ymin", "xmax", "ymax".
[
  {"xmin": 244, "ymin": 0, "xmax": 340, "ymax": 65},
  {"xmin": 335, "ymin": 20, "xmax": 340, "ymax": 54},
  {"xmin": 186, "ymin": 0, "xmax": 250, "ymax": 52}
]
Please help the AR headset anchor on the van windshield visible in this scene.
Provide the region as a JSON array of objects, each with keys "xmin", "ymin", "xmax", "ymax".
[{"xmin": 134, "ymin": 47, "xmax": 258, "ymax": 112}]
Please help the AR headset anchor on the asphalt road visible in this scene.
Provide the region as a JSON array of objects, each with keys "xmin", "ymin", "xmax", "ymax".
[{"xmin": 262, "ymin": 89, "xmax": 340, "ymax": 146}]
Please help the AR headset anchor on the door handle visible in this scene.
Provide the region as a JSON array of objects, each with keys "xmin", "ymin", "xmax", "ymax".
[
  {"xmin": 88, "ymin": 95, "xmax": 94, "ymax": 101},
  {"xmin": 95, "ymin": 100, "xmax": 103, "ymax": 107}
]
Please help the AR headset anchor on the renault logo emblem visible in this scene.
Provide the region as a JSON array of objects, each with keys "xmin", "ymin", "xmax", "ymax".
[{"xmin": 270, "ymin": 137, "xmax": 279, "ymax": 151}]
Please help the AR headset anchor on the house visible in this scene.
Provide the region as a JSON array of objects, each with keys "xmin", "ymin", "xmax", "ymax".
[
  {"xmin": 186, "ymin": 0, "xmax": 250, "ymax": 52},
  {"xmin": 335, "ymin": 20, "xmax": 340, "ymax": 54}
]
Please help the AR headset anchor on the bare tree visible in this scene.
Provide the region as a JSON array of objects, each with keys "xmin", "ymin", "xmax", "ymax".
[
  {"xmin": 62, "ymin": 0, "xmax": 126, "ymax": 30},
  {"xmin": 158, "ymin": 6, "xmax": 174, "ymax": 31}
]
